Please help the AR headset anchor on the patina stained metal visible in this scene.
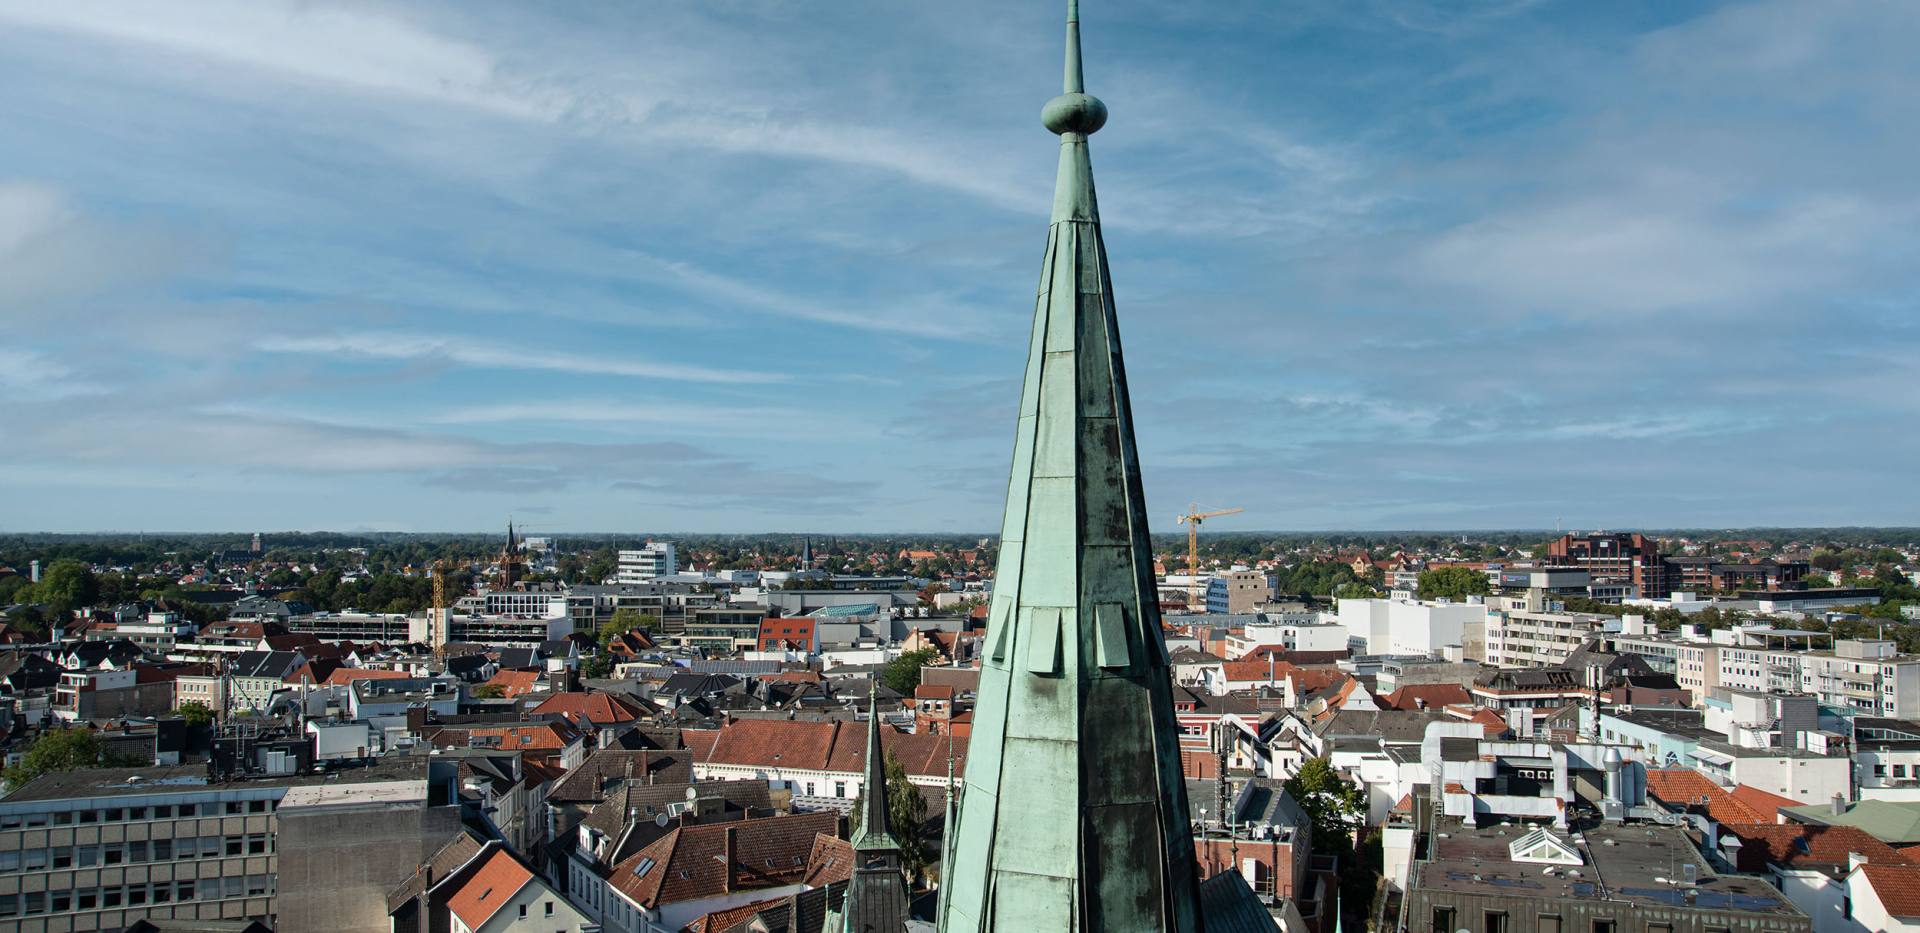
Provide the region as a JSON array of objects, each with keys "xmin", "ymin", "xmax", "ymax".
[
  {"xmin": 936, "ymin": 1, "xmax": 1204, "ymax": 929},
  {"xmin": 836, "ymin": 681, "xmax": 909, "ymax": 932}
]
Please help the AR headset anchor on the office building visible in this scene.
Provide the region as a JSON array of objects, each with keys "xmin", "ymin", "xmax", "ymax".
[{"xmin": 615, "ymin": 543, "xmax": 676, "ymax": 582}]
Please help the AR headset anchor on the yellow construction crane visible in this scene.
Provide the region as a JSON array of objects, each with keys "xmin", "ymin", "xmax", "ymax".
[
  {"xmin": 1176, "ymin": 504, "xmax": 1243, "ymax": 609},
  {"xmin": 430, "ymin": 559, "xmax": 454, "ymax": 655}
]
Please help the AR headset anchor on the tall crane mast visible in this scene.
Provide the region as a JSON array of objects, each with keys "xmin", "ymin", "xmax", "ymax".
[{"xmin": 1176, "ymin": 504, "xmax": 1243, "ymax": 610}]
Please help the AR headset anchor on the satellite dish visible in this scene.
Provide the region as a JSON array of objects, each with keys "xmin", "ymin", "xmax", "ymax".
[
  {"xmin": 686, "ymin": 786, "xmax": 699, "ymax": 801},
  {"xmin": 655, "ymin": 813, "xmax": 670, "ymax": 828}
]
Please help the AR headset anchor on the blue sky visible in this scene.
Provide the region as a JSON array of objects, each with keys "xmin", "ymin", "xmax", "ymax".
[{"xmin": 1, "ymin": 0, "xmax": 1915, "ymax": 533}]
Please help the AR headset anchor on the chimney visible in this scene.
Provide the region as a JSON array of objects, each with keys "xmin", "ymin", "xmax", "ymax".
[
  {"xmin": 406, "ymin": 703, "xmax": 428, "ymax": 735},
  {"xmin": 1831, "ymin": 793, "xmax": 1847, "ymax": 816},
  {"xmin": 722, "ymin": 826, "xmax": 737, "ymax": 893},
  {"xmin": 1850, "ymin": 852, "xmax": 1870, "ymax": 873}
]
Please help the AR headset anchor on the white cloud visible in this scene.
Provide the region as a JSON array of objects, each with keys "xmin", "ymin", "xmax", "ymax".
[
  {"xmin": 254, "ymin": 332, "xmax": 783, "ymax": 385},
  {"xmin": 0, "ymin": 0, "xmax": 552, "ymax": 118}
]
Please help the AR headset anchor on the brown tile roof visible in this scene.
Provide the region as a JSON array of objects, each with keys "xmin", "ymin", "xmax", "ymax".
[
  {"xmin": 802, "ymin": 832, "xmax": 853, "ymax": 887},
  {"xmin": 481, "ymin": 669, "xmax": 545, "ymax": 698},
  {"xmin": 321, "ymin": 667, "xmax": 411, "ymax": 687},
  {"xmin": 1646, "ymin": 769, "xmax": 1769, "ymax": 825},
  {"xmin": 531, "ymin": 691, "xmax": 650, "ymax": 725},
  {"xmin": 1220, "ymin": 658, "xmax": 1298, "ymax": 684},
  {"xmin": 608, "ymin": 811, "xmax": 839, "ymax": 909},
  {"xmin": 384, "ymin": 830, "xmax": 487, "ymax": 913},
  {"xmin": 685, "ymin": 893, "xmax": 791, "ymax": 933},
  {"xmin": 445, "ymin": 847, "xmax": 532, "ymax": 931},
  {"xmin": 700, "ymin": 718, "xmax": 967, "ymax": 780},
  {"xmin": 1723, "ymin": 823, "xmax": 1913, "ymax": 874},
  {"xmin": 1379, "ymin": 684, "xmax": 1472, "ymax": 711},
  {"xmin": 682, "ymin": 728, "xmax": 721, "ymax": 762},
  {"xmin": 1729, "ymin": 784, "xmax": 1799, "ymax": 822},
  {"xmin": 450, "ymin": 721, "xmax": 581, "ymax": 753},
  {"xmin": 547, "ymin": 749, "xmax": 696, "ymax": 802},
  {"xmin": 1862, "ymin": 863, "xmax": 1920, "ymax": 919}
]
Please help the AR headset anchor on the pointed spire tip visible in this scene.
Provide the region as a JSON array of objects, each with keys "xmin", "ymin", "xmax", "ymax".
[{"xmin": 1043, "ymin": 0, "xmax": 1106, "ymax": 135}]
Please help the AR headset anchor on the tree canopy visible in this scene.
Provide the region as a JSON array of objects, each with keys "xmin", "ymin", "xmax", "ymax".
[
  {"xmin": 3, "ymin": 729, "xmax": 144, "ymax": 791},
  {"xmin": 1417, "ymin": 566, "xmax": 1490, "ymax": 601},
  {"xmin": 847, "ymin": 750, "xmax": 931, "ymax": 882},
  {"xmin": 880, "ymin": 648, "xmax": 940, "ymax": 695}
]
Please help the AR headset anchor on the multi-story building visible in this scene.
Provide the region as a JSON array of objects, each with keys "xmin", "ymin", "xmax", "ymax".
[
  {"xmin": 615, "ymin": 543, "xmax": 676, "ymax": 583},
  {"xmin": 1205, "ymin": 570, "xmax": 1273, "ymax": 615},
  {"xmin": 281, "ymin": 611, "xmax": 414, "ymax": 643},
  {"xmin": 80, "ymin": 612, "xmax": 196, "ymax": 654},
  {"xmin": 444, "ymin": 611, "xmax": 572, "ymax": 648},
  {"xmin": 1669, "ymin": 557, "xmax": 1811, "ymax": 592},
  {"xmin": 1544, "ymin": 531, "xmax": 1682, "ymax": 599},
  {"xmin": 1407, "ymin": 820, "xmax": 1811, "ymax": 933},
  {"xmin": 1485, "ymin": 603, "xmax": 1615, "ymax": 668},
  {"xmin": 675, "ymin": 606, "xmax": 767, "ymax": 653},
  {"xmin": 0, "ymin": 760, "xmax": 459, "ymax": 933},
  {"xmin": 1336, "ymin": 596, "xmax": 1488, "ymax": 659},
  {"xmin": 1797, "ymin": 640, "xmax": 1920, "ymax": 718},
  {"xmin": 53, "ymin": 667, "xmax": 182, "ymax": 723}
]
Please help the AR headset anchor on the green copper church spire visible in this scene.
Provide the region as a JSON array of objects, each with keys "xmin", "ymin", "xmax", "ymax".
[
  {"xmin": 936, "ymin": 1, "xmax": 1203, "ymax": 930},
  {"xmin": 839, "ymin": 681, "xmax": 909, "ymax": 933}
]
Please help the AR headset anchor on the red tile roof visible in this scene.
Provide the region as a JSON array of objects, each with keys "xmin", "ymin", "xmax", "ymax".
[
  {"xmin": 1646, "ymin": 769, "xmax": 1769, "ymax": 825},
  {"xmin": 681, "ymin": 728, "xmax": 720, "ymax": 762},
  {"xmin": 530, "ymin": 691, "xmax": 648, "ymax": 725},
  {"xmin": 685, "ymin": 893, "xmax": 791, "ymax": 933},
  {"xmin": 445, "ymin": 847, "xmax": 531, "ymax": 931},
  {"xmin": 321, "ymin": 668, "xmax": 411, "ymax": 687},
  {"xmin": 914, "ymin": 684, "xmax": 955, "ymax": 700},
  {"xmin": 481, "ymin": 669, "xmax": 544, "ymax": 698},
  {"xmin": 1861, "ymin": 863, "xmax": 1920, "ymax": 919},
  {"xmin": 1722, "ymin": 823, "xmax": 1913, "ymax": 874},
  {"xmin": 803, "ymin": 832, "xmax": 854, "ymax": 887},
  {"xmin": 1729, "ymin": 784, "xmax": 1799, "ymax": 822},
  {"xmin": 608, "ymin": 811, "xmax": 839, "ymax": 909},
  {"xmin": 1379, "ymin": 684, "xmax": 1472, "ymax": 711},
  {"xmin": 701, "ymin": 717, "xmax": 966, "ymax": 779},
  {"xmin": 450, "ymin": 721, "xmax": 581, "ymax": 753}
]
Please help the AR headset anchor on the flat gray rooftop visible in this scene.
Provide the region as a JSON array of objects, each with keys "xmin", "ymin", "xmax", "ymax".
[
  {"xmin": 1415, "ymin": 820, "xmax": 1802, "ymax": 916},
  {"xmin": 2, "ymin": 758, "xmax": 428, "ymax": 804}
]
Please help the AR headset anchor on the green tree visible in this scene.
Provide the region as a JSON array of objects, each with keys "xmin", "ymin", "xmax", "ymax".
[
  {"xmin": 30, "ymin": 560, "xmax": 101, "ymax": 614},
  {"xmin": 580, "ymin": 655, "xmax": 613, "ymax": 679},
  {"xmin": 3, "ymin": 730, "xmax": 143, "ymax": 791},
  {"xmin": 1332, "ymin": 582, "xmax": 1379, "ymax": 600},
  {"xmin": 172, "ymin": 701, "xmax": 214, "ymax": 728},
  {"xmin": 1284, "ymin": 757, "xmax": 1371, "ymax": 928},
  {"xmin": 598, "ymin": 609, "xmax": 656, "ymax": 644},
  {"xmin": 471, "ymin": 684, "xmax": 506, "ymax": 699},
  {"xmin": 1417, "ymin": 566, "xmax": 1490, "ymax": 601},
  {"xmin": 846, "ymin": 750, "xmax": 931, "ymax": 882},
  {"xmin": 1284, "ymin": 757, "xmax": 1366, "ymax": 844},
  {"xmin": 880, "ymin": 648, "xmax": 940, "ymax": 695}
]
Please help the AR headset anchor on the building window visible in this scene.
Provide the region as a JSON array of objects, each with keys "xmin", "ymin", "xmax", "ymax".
[
  {"xmin": 1485, "ymin": 912, "xmax": 1507, "ymax": 933},
  {"xmin": 1432, "ymin": 907, "xmax": 1454, "ymax": 930},
  {"xmin": 1591, "ymin": 922, "xmax": 1614, "ymax": 933}
]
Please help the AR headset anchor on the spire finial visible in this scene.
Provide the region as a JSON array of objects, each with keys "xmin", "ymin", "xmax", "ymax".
[
  {"xmin": 1064, "ymin": 0, "xmax": 1083, "ymax": 94},
  {"xmin": 1042, "ymin": 0, "xmax": 1107, "ymax": 135}
]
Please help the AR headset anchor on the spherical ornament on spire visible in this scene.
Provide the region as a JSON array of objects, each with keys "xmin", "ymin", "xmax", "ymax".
[{"xmin": 1042, "ymin": 92, "xmax": 1107, "ymax": 135}]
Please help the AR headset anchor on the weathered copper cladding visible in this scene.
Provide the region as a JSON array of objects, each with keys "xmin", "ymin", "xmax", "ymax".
[{"xmin": 937, "ymin": 2, "xmax": 1204, "ymax": 930}]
